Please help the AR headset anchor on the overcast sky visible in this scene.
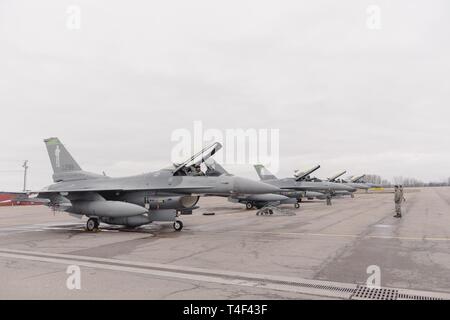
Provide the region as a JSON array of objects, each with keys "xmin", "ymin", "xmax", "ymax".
[{"xmin": 1, "ymin": 0, "xmax": 450, "ymax": 191}]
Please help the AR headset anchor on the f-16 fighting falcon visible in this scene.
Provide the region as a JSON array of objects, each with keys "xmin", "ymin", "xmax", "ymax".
[
  {"xmin": 251, "ymin": 164, "xmax": 357, "ymax": 208},
  {"xmin": 203, "ymin": 159, "xmax": 299, "ymax": 209},
  {"xmin": 29, "ymin": 138, "xmax": 280, "ymax": 232},
  {"xmin": 305, "ymin": 171, "xmax": 368, "ymax": 197},
  {"xmin": 349, "ymin": 174, "xmax": 382, "ymax": 189},
  {"xmin": 330, "ymin": 174, "xmax": 381, "ymax": 193},
  {"xmin": 203, "ymin": 163, "xmax": 355, "ymax": 209},
  {"xmin": 318, "ymin": 170, "xmax": 359, "ymax": 197}
]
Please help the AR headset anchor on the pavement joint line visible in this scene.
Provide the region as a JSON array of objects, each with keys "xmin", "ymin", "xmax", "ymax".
[
  {"xmin": 0, "ymin": 248, "xmax": 352, "ymax": 299},
  {"xmin": 1, "ymin": 248, "xmax": 449, "ymax": 300},
  {"xmin": 2, "ymin": 223, "xmax": 449, "ymax": 241},
  {"xmin": 0, "ymin": 247, "xmax": 352, "ymax": 286},
  {"xmin": 226, "ymin": 230, "xmax": 450, "ymax": 242},
  {"xmin": 4, "ymin": 224, "xmax": 449, "ymax": 242}
]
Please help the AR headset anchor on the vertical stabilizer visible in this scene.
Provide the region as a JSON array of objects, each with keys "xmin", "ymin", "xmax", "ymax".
[
  {"xmin": 254, "ymin": 164, "xmax": 278, "ymax": 181},
  {"xmin": 44, "ymin": 137, "xmax": 82, "ymax": 173}
]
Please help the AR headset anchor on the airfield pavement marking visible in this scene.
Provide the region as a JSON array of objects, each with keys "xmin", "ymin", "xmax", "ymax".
[
  {"xmin": 2, "ymin": 221, "xmax": 449, "ymax": 242},
  {"xmin": 225, "ymin": 230, "xmax": 450, "ymax": 242},
  {"xmin": 0, "ymin": 223, "xmax": 127, "ymax": 235}
]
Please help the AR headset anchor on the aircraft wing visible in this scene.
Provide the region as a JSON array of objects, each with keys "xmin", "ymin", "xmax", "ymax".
[
  {"xmin": 35, "ymin": 186, "xmax": 214, "ymax": 195},
  {"xmin": 294, "ymin": 165, "xmax": 320, "ymax": 181},
  {"xmin": 279, "ymin": 186, "xmax": 310, "ymax": 191},
  {"xmin": 279, "ymin": 183, "xmax": 331, "ymax": 192}
]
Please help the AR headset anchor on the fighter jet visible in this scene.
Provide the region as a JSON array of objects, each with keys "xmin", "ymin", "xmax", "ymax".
[
  {"xmin": 206, "ymin": 163, "xmax": 355, "ymax": 209},
  {"xmin": 31, "ymin": 138, "xmax": 280, "ymax": 232},
  {"xmin": 303, "ymin": 170, "xmax": 364, "ymax": 197},
  {"xmin": 349, "ymin": 175, "xmax": 382, "ymax": 188},
  {"xmin": 331, "ymin": 174, "xmax": 377, "ymax": 192},
  {"xmin": 319, "ymin": 170, "xmax": 358, "ymax": 197},
  {"xmin": 203, "ymin": 160, "xmax": 298, "ymax": 209},
  {"xmin": 251, "ymin": 164, "xmax": 357, "ymax": 208}
]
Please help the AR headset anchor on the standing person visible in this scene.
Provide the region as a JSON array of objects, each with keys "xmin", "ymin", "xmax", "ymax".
[
  {"xmin": 326, "ymin": 193, "xmax": 332, "ymax": 206},
  {"xmin": 393, "ymin": 185, "xmax": 403, "ymax": 218},
  {"xmin": 399, "ymin": 185, "xmax": 406, "ymax": 203}
]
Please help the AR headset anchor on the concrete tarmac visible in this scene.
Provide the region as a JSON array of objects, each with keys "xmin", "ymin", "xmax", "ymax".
[{"xmin": 0, "ymin": 187, "xmax": 450, "ymax": 299}]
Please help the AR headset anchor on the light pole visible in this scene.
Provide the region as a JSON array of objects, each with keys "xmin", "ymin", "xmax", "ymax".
[{"xmin": 22, "ymin": 160, "xmax": 28, "ymax": 192}]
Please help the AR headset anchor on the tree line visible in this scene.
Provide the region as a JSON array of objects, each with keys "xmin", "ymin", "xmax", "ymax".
[{"xmin": 363, "ymin": 174, "xmax": 450, "ymax": 187}]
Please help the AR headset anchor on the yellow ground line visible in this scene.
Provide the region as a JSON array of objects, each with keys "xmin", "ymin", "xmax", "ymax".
[{"xmin": 228, "ymin": 230, "xmax": 450, "ymax": 242}]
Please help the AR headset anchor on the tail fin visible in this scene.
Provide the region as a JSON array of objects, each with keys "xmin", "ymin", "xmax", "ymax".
[
  {"xmin": 254, "ymin": 164, "xmax": 277, "ymax": 180},
  {"xmin": 44, "ymin": 137, "xmax": 103, "ymax": 182},
  {"xmin": 205, "ymin": 159, "xmax": 230, "ymax": 176},
  {"xmin": 44, "ymin": 137, "xmax": 82, "ymax": 173}
]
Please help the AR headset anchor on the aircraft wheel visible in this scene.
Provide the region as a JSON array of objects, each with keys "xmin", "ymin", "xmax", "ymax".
[
  {"xmin": 173, "ymin": 220, "xmax": 183, "ymax": 232},
  {"xmin": 294, "ymin": 202, "xmax": 300, "ymax": 209},
  {"xmin": 268, "ymin": 209, "xmax": 274, "ymax": 215},
  {"xmin": 246, "ymin": 202, "xmax": 254, "ymax": 210},
  {"xmin": 86, "ymin": 218, "xmax": 98, "ymax": 232}
]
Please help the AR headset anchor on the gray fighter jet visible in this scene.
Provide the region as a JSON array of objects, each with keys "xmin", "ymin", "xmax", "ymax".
[
  {"xmin": 203, "ymin": 160, "xmax": 298, "ymax": 209},
  {"xmin": 251, "ymin": 164, "xmax": 357, "ymax": 208},
  {"xmin": 206, "ymin": 163, "xmax": 355, "ymax": 209},
  {"xmin": 321, "ymin": 170, "xmax": 358, "ymax": 197},
  {"xmin": 331, "ymin": 174, "xmax": 376, "ymax": 192},
  {"xmin": 349, "ymin": 175, "xmax": 382, "ymax": 188},
  {"xmin": 305, "ymin": 170, "xmax": 364, "ymax": 197},
  {"xmin": 32, "ymin": 138, "xmax": 280, "ymax": 231}
]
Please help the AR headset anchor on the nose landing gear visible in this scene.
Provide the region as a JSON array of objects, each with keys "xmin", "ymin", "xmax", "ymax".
[{"xmin": 173, "ymin": 220, "xmax": 183, "ymax": 231}]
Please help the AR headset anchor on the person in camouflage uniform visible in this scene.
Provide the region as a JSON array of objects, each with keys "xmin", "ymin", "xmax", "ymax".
[
  {"xmin": 326, "ymin": 193, "xmax": 332, "ymax": 206},
  {"xmin": 394, "ymin": 185, "xmax": 406, "ymax": 218}
]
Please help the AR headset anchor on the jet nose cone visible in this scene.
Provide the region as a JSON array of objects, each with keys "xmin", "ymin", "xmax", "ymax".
[
  {"xmin": 343, "ymin": 185, "xmax": 357, "ymax": 192},
  {"xmin": 232, "ymin": 177, "xmax": 280, "ymax": 194}
]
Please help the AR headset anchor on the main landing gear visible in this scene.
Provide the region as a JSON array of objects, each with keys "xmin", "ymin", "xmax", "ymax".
[
  {"xmin": 173, "ymin": 220, "xmax": 183, "ymax": 231},
  {"xmin": 86, "ymin": 218, "xmax": 99, "ymax": 232},
  {"xmin": 246, "ymin": 202, "xmax": 254, "ymax": 210},
  {"xmin": 256, "ymin": 207, "xmax": 274, "ymax": 215},
  {"xmin": 294, "ymin": 202, "xmax": 300, "ymax": 209}
]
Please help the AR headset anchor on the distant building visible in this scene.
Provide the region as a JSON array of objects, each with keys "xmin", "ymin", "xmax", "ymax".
[{"xmin": 0, "ymin": 192, "xmax": 41, "ymax": 207}]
